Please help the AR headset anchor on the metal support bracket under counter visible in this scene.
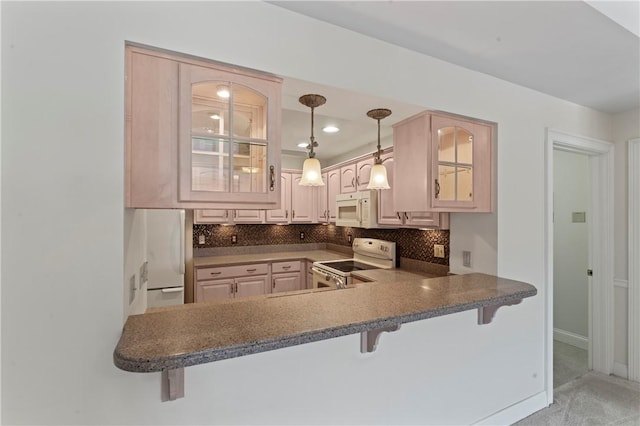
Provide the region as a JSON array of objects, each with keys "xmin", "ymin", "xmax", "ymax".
[{"xmin": 114, "ymin": 273, "xmax": 537, "ymax": 401}]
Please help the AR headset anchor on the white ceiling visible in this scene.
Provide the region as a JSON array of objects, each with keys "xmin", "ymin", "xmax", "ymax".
[{"xmin": 275, "ymin": 0, "xmax": 639, "ymax": 162}]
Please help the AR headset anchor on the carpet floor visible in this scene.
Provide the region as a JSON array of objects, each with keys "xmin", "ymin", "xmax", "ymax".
[
  {"xmin": 514, "ymin": 372, "xmax": 640, "ymax": 425},
  {"xmin": 554, "ymin": 340, "xmax": 588, "ymax": 388}
]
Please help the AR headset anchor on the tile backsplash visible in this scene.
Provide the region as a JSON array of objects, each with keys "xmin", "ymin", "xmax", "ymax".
[{"xmin": 193, "ymin": 224, "xmax": 449, "ymax": 265}]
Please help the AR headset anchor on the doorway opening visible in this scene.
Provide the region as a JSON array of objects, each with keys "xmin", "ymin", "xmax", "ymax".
[
  {"xmin": 553, "ymin": 149, "xmax": 590, "ymax": 388},
  {"xmin": 545, "ymin": 129, "xmax": 614, "ymax": 403}
]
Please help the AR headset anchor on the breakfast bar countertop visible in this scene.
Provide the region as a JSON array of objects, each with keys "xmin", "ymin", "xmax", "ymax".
[{"xmin": 114, "ymin": 273, "xmax": 537, "ymax": 373}]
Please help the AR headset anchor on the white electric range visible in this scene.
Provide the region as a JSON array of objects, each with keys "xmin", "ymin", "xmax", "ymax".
[{"xmin": 312, "ymin": 238, "xmax": 397, "ymax": 289}]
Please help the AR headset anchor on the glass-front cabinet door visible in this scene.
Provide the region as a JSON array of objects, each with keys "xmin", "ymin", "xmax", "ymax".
[
  {"xmin": 179, "ymin": 63, "xmax": 281, "ymax": 207},
  {"xmin": 430, "ymin": 115, "xmax": 492, "ymax": 212}
]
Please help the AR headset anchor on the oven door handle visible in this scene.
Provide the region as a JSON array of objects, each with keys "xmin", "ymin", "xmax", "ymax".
[{"xmin": 311, "ymin": 267, "xmax": 329, "ymax": 276}]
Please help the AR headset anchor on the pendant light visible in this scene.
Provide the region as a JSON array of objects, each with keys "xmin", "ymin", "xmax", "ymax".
[
  {"xmin": 299, "ymin": 94, "xmax": 326, "ymax": 186},
  {"xmin": 366, "ymin": 108, "xmax": 392, "ymax": 190}
]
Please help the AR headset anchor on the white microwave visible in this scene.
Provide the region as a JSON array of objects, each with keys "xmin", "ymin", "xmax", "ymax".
[{"xmin": 335, "ymin": 190, "xmax": 379, "ymax": 228}]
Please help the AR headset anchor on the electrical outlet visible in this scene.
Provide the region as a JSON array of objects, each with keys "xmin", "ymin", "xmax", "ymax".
[
  {"xmin": 139, "ymin": 261, "xmax": 148, "ymax": 287},
  {"xmin": 463, "ymin": 251, "xmax": 472, "ymax": 267},
  {"xmin": 300, "ymin": 231, "xmax": 305, "ymax": 240},
  {"xmin": 231, "ymin": 234, "xmax": 238, "ymax": 244},
  {"xmin": 198, "ymin": 234, "xmax": 205, "ymax": 245},
  {"xmin": 347, "ymin": 234, "xmax": 352, "ymax": 243},
  {"xmin": 129, "ymin": 275, "xmax": 136, "ymax": 304},
  {"xmin": 434, "ymin": 244, "xmax": 445, "ymax": 258}
]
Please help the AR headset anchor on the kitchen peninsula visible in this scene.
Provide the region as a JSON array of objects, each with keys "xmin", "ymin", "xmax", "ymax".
[{"xmin": 114, "ymin": 273, "xmax": 536, "ymax": 399}]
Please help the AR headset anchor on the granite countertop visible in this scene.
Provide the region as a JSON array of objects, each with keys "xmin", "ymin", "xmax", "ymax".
[
  {"xmin": 193, "ymin": 250, "xmax": 350, "ymax": 267},
  {"xmin": 114, "ymin": 273, "xmax": 537, "ymax": 372},
  {"xmin": 351, "ymin": 268, "xmax": 440, "ymax": 282}
]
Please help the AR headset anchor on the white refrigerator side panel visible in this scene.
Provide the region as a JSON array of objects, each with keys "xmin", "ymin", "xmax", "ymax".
[{"xmin": 146, "ymin": 209, "xmax": 185, "ymax": 290}]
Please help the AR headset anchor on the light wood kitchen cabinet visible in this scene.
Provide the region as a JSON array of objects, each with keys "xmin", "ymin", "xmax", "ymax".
[
  {"xmin": 393, "ymin": 111, "xmax": 493, "ymax": 213},
  {"xmin": 125, "ymin": 44, "xmax": 283, "ymax": 210},
  {"xmin": 430, "ymin": 114, "xmax": 492, "ymax": 212},
  {"xmin": 316, "ymin": 172, "xmax": 329, "ymax": 222},
  {"xmin": 340, "ymin": 164, "xmax": 357, "ymax": 193},
  {"xmin": 291, "ymin": 174, "xmax": 315, "ymax": 223},
  {"xmin": 195, "ymin": 263, "xmax": 269, "ymax": 303},
  {"xmin": 271, "ymin": 261, "xmax": 302, "ymax": 293},
  {"xmin": 356, "ymin": 157, "xmax": 375, "ymax": 190},
  {"xmin": 378, "ymin": 152, "xmax": 449, "ymax": 229},
  {"xmin": 327, "ymin": 169, "xmax": 341, "ymax": 222},
  {"xmin": 125, "ymin": 47, "xmax": 180, "ymax": 208},
  {"xmin": 194, "ymin": 209, "xmax": 264, "ymax": 224},
  {"xmin": 266, "ymin": 172, "xmax": 314, "ymax": 224},
  {"xmin": 265, "ymin": 173, "xmax": 291, "ymax": 223},
  {"xmin": 377, "ymin": 154, "xmax": 403, "ymax": 226}
]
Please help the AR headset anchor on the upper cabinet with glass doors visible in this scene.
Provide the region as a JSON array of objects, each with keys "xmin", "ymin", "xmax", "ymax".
[
  {"xmin": 430, "ymin": 114, "xmax": 492, "ymax": 212},
  {"xmin": 125, "ymin": 44, "xmax": 282, "ymax": 210},
  {"xmin": 393, "ymin": 111, "xmax": 493, "ymax": 213}
]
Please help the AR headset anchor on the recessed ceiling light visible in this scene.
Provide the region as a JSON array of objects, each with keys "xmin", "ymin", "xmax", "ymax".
[
  {"xmin": 209, "ymin": 113, "xmax": 220, "ymax": 120},
  {"xmin": 297, "ymin": 142, "xmax": 309, "ymax": 148},
  {"xmin": 322, "ymin": 125, "xmax": 339, "ymax": 133}
]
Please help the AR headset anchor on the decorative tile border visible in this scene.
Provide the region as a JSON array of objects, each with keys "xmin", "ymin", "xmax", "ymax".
[{"xmin": 193, "ymin": 224, "xmax": 449, "ymax": 265}]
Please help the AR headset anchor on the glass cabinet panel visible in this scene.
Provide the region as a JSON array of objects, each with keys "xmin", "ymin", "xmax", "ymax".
[
  {"xmin": 436, "ymin": 125, "xmax": 474, "ymax": 202},
  {"xmin": 188, "ymin": 79, "xmax": 269, "ymax": 195}
]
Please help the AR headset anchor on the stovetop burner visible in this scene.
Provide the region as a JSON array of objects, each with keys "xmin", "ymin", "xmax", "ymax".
[{"xmin": 318, "ymin": 260, "xmax": 381, "ymax": 273}]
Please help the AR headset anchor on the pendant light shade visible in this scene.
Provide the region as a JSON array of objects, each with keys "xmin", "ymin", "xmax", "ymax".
[
  {"xmin": 300, "ymin": 158, "xmax": 323, "ymax": 186},
  {"xmin": 369, "ymin": 163, "xmax": 390, "ymax": 190},
  {"xmin": 366, "ymin": 108, "xmax": 392, "ymax": 190},
  {"xmin": 299, "ymin": 94, "xmax": 327, "ymax": 186}
]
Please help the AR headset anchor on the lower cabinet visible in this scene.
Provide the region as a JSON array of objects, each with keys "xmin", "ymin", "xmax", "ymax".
[
  {"xmin": 271, "ymin": 261, "xmax": 302, "ymax": 293},
  {"xmin": 195, "ymin": 263, "xmax": 269, "ymax": 303}
]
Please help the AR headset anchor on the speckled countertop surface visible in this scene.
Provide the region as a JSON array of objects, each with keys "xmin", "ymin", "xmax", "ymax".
[
  {"xmin": 351, "ymin": 269, "xmax": 439, "ymax": 282},
  {"xmin": 114, "ymin": 273, "xmax": 537, "ymax": 372},
  {"xmin": 193, "ymin": 250, "xmax": 350, "ymax": 267}
]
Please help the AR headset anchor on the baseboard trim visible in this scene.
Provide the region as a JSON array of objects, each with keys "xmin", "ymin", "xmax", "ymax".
[
  {"xmin": 613, "ymin": 362, "xmax": 628, "ymax": 379},
  {"xmin": 554, "ymin": 328, "xmax": 589, "ymax": 350},
  {"xmin": 473, "ymin": 391, "xmax": 549, "ymax": 426}
]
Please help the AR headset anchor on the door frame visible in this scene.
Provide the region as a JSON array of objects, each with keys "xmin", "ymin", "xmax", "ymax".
[
  {"xmin": 629, "ymin": 138, "xmax": 640, "ymax": 382},
  {"xmin": 544, "ymin": 128, "xmax": 614, "ymax": 403}
]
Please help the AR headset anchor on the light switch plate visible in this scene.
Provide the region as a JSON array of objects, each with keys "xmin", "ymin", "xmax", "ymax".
[
  {"xmin": 198, "ymin": 235, "xmax": 205, "ymax": 245},
  {"xmin": 463, "ymin": 251, "xmax": 472, "ymax": 268}
]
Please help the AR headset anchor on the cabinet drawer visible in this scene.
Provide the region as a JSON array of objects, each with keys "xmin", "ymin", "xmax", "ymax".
[
  {"xmin": 196, "ymin": 263, "xmax": 269, "ymax": 280},
  {"xmin": 271, "ymin": 260, "xmax": 301, "ymax": 273}
]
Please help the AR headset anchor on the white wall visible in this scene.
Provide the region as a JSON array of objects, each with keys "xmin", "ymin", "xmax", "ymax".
[
  {"xmin": 2, "ymin": 2, "xmax": 615, "ymax": 424},
  {"xmin": 612, "ymin": 108, "xmax": 640, "ymax": 369},
  {"xmin": 553, "ymin": 150, "xmax": 589, "ymax": 340}
]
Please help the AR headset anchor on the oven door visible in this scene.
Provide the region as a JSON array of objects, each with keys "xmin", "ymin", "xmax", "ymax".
[{"xmin": 312, "ymin": 267, "xmax": 344, "ymax": 289}]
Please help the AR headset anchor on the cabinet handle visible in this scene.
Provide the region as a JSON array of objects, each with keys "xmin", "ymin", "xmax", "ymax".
[
  {"xmin": 356, "ymin": 176, "xmax": 360, "ymax": 186},
  {"xmin": 352, "ymin": 177, "xmax": 355, "ymax": 188},
  {"xmin": 435, "ymin": 179, "xmax": 440, "ymax": 199},
  {"xmin": 246, "ymin": 268, "xmax": 256, "ymax": 272},
  {"xmin": 234, "ymin": 283, "xmax": 238, "ymax": 293},
  {"xmin": 404, "ymin": 212, "xmax": 409, "ymax": 220},
  {"xmin": 282, "ymin": 265, "xmax": 291, "ymax": 269},
  {"xmin": 396, "ymin": 212, "xmax": 401, "ymax": 220},
  {"xmin": 269, "ymin": 165, "xmax": 275, "ymax": 191},
  {"xmin": 233, "ymin": 210, "xmax": 237, "ymax": 218},
  {"xmin": 210, "ymin": 271, "xmax": 222, "ymax": 275},
  {"xmin": 292, "ymin": 210, "xmax": 295, "ymax": 219},
  {"xmin": 224, "ymin": 211, "xmax": 228, "ymax": 219},
  {"xmin": 273, "ymin": 279, "xmax": 276, "ymax": 289},
  {"xmin": 286, "ymin": 210, "xmax": 289, "ymax": 219}
]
